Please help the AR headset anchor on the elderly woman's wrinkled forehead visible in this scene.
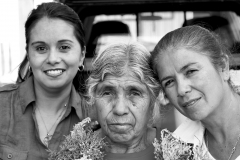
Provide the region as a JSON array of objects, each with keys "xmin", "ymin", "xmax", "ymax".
[
  {"xmin": 96, "ymin": 71, "xmax": 149, "ymax": 94},
  {"xmin": 99, "ymin": 65, "xmax": 136, "ymax": 81}
]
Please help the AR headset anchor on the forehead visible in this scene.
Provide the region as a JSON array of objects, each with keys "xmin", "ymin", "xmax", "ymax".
[
  {"xmin": 30, "ymin": 17, "xmax": 75, "ymax": 41},
  {"xmin": 156, "ymin": 48, "xmax": 212, "ymax": 73},
  {"xmin": 96, "ymin": 73, "xmax": 146, "ymax": 90}
]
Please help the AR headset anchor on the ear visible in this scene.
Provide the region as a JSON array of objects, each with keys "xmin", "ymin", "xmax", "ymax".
[
  {"xmin": 221, "ymin": 55, "xmax": 230, "ymax": 82},
  {"xmin": 26, "ymin": 54, "xmax": 31, "ymax": 68},
  {"xmin": 158, "ymin": 91, "xmax": 170, "ymax": 105},
  {"xmin": 79, "ymin": 46, "xmax": 86, "ymax": 66}
]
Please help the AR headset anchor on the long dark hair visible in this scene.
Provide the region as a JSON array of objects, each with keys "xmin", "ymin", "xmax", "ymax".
[{"xmin": 17, "ymin": 2, "xmax": 86, "ymax": 93}]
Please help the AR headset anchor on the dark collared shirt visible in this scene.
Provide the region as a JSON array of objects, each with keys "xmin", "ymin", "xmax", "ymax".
[{"xmin": 0, "ymin": 76, "xmax": 87, "ymax": 160}]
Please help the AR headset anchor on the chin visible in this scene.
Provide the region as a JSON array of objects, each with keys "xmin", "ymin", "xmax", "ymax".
[
  {"xmin": 44, "ymin": 83, "xmax": 67, "ymax": 90},
  {"xmin": 109, "ymin": 134, "xmax": 133, "ymax": 144},
  {"xmin": 187, "ymin": 113, "xmax": 206, "ymax": 121}
]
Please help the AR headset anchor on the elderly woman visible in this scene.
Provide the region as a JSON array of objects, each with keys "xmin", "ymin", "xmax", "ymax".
[{"xmin": 86, "ymin": 42, "xmax": 160, "ymax": 159}]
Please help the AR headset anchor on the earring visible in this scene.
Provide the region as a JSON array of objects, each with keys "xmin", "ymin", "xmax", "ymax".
[
  {"xmin": 28, "ymin": 65, "xmax": 32, "ymax": 72},
  {"xmin": 78, "ymin": 65, "xmax": 84, "ymax": 71}
]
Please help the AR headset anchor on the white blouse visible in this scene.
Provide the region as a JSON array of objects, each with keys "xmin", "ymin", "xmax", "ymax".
[{"xmin": 173, "ymin": 118, "xmax": 240, "ymax": 160}]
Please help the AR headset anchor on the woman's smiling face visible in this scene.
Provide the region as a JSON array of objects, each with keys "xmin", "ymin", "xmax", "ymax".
[
  {"xmin": 156, "ymin": 48, "xmax": 228, "ymax": 121},
  {"xmin": 28, "ymin": 17, "xmax": 84, "ymax": 91},
  {"xmin": 94, "ymin": 72, "xmax": 152, "ymax": 145}
]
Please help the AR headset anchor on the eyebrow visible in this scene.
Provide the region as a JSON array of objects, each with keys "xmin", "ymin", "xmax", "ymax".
[
  {"xmin": 96, "ymin": 83, "xmax": 115, "ymax": 92},
  {"xmin": 160, "ymin": 76, "xmax": 172, "ymax": 84},
  {"xmin": 179, "ymin": 62, "xmax": 197, "ymax": 72},
  {"xmin": 97, "ymin": 81, "xmax": 145, "ymax": 92},
  {"xmin": 160, "ymin": 62, "xmax": 197, "ymax": 84},
  {"xmin": 58, "ymin": 39, "xmax": 74, "ymax": 43},
  {"xmin": 30, "ymin": 39, "xmax": 74, "ymax": 46},
  {"xmin": 125, "ymin": 84, "xmax": 145, "ymax": 91},
  {"xmin": 31, "ymin": 41, "xmax": 45, "ymax": 46}
]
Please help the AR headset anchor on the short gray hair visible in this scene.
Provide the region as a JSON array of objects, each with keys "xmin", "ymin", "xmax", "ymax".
[{"xmin": 86, "ymin": 42, "xmax": 160, "ymax": 110}]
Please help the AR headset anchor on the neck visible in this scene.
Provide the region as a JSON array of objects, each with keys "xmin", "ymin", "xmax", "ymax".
[
  {"xmin": 202, "ymin": 92, "xmax": 240, "ymax": 143},
  {"xmin": 103, "ymin": 127, "xmax": 155, "ymax": 154},
  {"xmin": 34, "ymin": 81, "xmax": 72, "ymax": 113}
]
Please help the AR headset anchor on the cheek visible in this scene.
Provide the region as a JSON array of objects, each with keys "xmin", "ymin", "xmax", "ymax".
[
  {"xmin": 201, "ymin": 73, "xmax": 223, "ymax": 102},
  {"xmin": 165, "ymin": 88, "xmax": 178, "ymax": 105},
  {"xmin": 71, "ymin": 48, "xmax": 83, "ymax": 64},
  {"xmin": 29, "ymin": 60, "xmax": 42, "ymax": 73},
  {"xmin": 28, "ymin": 53, "xmax": 46, "ymax": 68},
  {"xmin": 95, "ymin": 100, "xmax": 112, "ymax": 125},
  {"xmin": 192, "ymin": 72, "xmax": 216, "ymax": 99},
  {"xmin": 66, "ymin": 57, "xmax": 81, "ymax": 68},
  {"xmin": 133, "ymin": 101, "xmax": 151, "ymax": 127},
  {"xmin": 28, "ymin": 54, "xmax": 36, "ymax": 65}
]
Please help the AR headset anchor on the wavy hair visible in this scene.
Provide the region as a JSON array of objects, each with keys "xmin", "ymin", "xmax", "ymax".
[{"xmin": 87, "ymin": 42, "xmax": 160, "ymax": 111}]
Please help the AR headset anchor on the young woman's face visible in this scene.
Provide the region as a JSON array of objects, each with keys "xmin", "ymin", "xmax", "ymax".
[
  {"xmin": 156, "ymin": 48, "xmax": 228, "ymax": 121},
  {"xmin": 94, "ymin": 73, "xmax": 152, "ymax": 146},
  {"xmin": 28, "ymin": 17, "xmax": 85, "ymax": 91}
]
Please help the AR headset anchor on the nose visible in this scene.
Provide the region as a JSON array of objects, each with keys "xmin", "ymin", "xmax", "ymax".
[
  {"xmin": 47, "ymin": 49, "xmax": 61, "ymax": 65},
  {"xmin": 112, "ymin": 94, "xmax": 130, "ymax": 116},
  {"xmin": 177, "ymin": 76, "xmax": 191, "ymax": 97}
]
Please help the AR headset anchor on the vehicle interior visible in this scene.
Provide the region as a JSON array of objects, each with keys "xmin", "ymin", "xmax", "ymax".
[{"xmin": 58, "ymin": 0, "xmax": 240, "ymax": 131}]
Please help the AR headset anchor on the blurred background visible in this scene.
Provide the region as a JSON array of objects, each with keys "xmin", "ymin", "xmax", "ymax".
[{"xmin": 0, "ymin": 0, "xmax": 54, "ymax": 85}]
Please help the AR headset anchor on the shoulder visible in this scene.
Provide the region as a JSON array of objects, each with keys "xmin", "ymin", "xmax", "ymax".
[
  {"xmin": 0, "ymin": 84, "xmax": 19, "ymax": 135},
  {"xmin": 0, "ymin": 83, "xmax": 20, "ymax": 111},
  {"xmin": 0, "ymin": 83, "xmax": 19, "ymax": 109},
  {"xmin": 0, "ymin": 83, "xmax": 18, "ymax": 93}
]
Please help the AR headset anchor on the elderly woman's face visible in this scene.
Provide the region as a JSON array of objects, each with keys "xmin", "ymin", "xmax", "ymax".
[{"xmin": 95, "ymin": 73, "xmax": 151, "ymax": 145}]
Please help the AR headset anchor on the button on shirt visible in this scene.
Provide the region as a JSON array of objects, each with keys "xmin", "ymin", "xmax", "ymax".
[{"xmin": 0, "ymin": 76, "xmax": 87, "ymax": 160}]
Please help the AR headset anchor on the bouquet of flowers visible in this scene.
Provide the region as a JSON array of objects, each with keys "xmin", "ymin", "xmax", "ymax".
[
  {"xmin": 153, "ymin": 129, "xmax": 211, "ymax": 160},
  {"xmin": 48, "ymin": 117, "xmax": 106, "ymax": 160}
]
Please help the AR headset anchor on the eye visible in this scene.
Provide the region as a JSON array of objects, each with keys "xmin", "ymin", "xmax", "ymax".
[
  {"xmin": 185, "ymin": 69, "xmax": 197, "ymax": 77},
  {"xmin": 36, "ymin": 46, "xmax": 47, "ymax": 53},
  {"xmin": 162, "ymin": 79, "xmax": 174, "ymax": 88},
  {"xmin": 102, "ymin": 91, "xmax": 112, "ymax": 96},
  {"xmin": 99, "ymin": 89, "xmax": 116, "ymax": 98},
  {"xmin": 59, "ymin": 45, "xmax": 70, "ymax": 51},
  {"xmin": 129, "ymin": 90, "xmax": 142, "ymax": 97}
]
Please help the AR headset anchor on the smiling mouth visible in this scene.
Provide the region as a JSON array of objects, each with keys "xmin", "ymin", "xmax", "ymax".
[
  {"xmin": 182, "ymin": 97, "xmax": 201, "ymax": 108},
  {"xmin": 45, "ymin": 69, "xmax": 65, "ymax": 76}
]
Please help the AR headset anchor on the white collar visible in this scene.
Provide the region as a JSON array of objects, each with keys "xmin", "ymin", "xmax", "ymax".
[{"xmin": 173, "ymin": 118, "xmax": 204, "ymax": 146}]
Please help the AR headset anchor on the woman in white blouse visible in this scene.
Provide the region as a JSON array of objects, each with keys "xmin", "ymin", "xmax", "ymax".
[{"xmin": 151, "ymin": 25, "xmax": 240, "ymax": 160}]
